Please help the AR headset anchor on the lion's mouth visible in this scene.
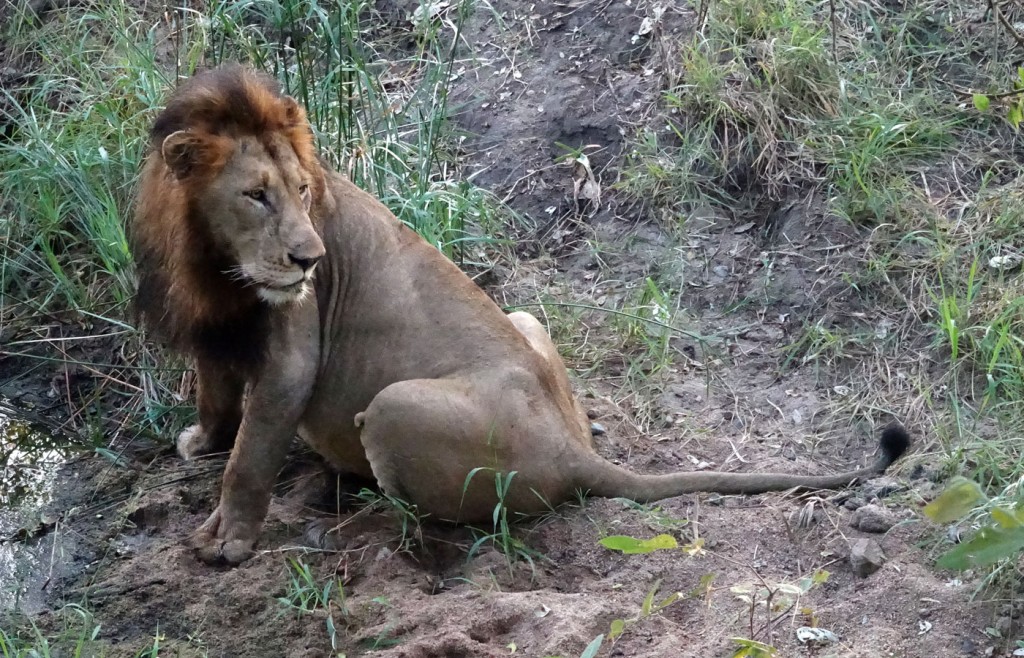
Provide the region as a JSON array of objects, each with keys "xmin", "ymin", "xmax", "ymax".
[
  {"xmin": 267, "ymin": 280, "xmax": 306, "ymax": 293},
  {"xmin": 257, "ymin": 279, "xmax": 310, "ymax": 305}
]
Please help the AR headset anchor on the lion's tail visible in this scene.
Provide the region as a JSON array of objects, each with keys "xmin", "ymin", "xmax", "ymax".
[{"xmin": 573, "ymin": 426, "xmax": 910, "ymax": 502}]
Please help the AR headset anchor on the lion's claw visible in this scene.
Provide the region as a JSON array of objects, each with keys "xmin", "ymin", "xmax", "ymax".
[
  {"xmin": 190, "ymin": 506, "xmax": 257, "ymax": 566},
  {"xmin": 193, "ymin": 538, "xmax": 255, "ymax": 565}
]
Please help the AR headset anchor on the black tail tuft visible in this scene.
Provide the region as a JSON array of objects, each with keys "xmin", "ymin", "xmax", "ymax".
[{"xmin": 878, "ymin": 424, "xmax": 911, "ymax": 469}]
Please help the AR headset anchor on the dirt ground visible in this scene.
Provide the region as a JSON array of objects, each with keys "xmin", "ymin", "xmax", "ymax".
[{"xmin": 0, "ymin": 0, "xmax": 1015, "ymax": 656}]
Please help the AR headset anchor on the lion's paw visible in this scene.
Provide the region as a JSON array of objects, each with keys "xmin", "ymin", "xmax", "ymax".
[
  {"xmin": 304, "ymin": 518, "xmax": 348, "ymax": 551},
  {"xmin": 189, "ymin": 506, "xmax": 257, "ymax": 566},
  {"xmin": 177, "ymin": 424, "xmax": 222, "ymax": 460},
  {"xmin": 194, "ymin": 537, "xmax": 256, "ymax": 565}
]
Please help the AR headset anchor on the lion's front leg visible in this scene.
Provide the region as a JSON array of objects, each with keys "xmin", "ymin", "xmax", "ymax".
[
  {"xmin": 177, "ymin": 359, "xmax": 245, "ymax": 459},
  {"xmin": 190, "ymin": 409, "xmax": 297, "ymax": 565},
  {"xmin": 190, "ymin": 308, "xmax": 320, "ymax": 566}
]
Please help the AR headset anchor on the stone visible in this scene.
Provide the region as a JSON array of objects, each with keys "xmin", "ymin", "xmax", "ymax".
[
  {"xmin": 862, "ymin": 476, "xmax": 906, "ymax": 500},
  {"xmin": 849, "ymin": 538, "xmax": 886, "ymax": 577},
  {"xmin": 843, "ymin": 496, "xmax": 867, "ymax": 511},
  {"xmin": 850, "ymin": 504, "xmax": 898, "ymax": 533},
  {"xmin": 590, "ymin": 422, "xmax": 606, "ymax": 436}
]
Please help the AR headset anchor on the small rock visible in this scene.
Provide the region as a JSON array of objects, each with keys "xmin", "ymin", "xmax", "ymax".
[
  {"xmin": 590, "ymin": 422, "xmax": 606, "ymax": 436},
  {"xmin": 849, "ymin": 538, "xmax": 886, "ymax": 577},
  {"xmin": 995, "ymin": 615, "xmax": 1012, "ymax": 636},
  {"xmin": 863, "ymin": 476, "xmax": 906, "ymax": 499},
  {"xmin": 843, "ymin": 496, "xmax": 867, "ymax": 511},
  {"xmin": 796, "ymin": 627, "xmax": 838, "ymax": 645},
  {"xmin": 851, "ymin": 504, "xmax": 898, "ymax": 533},
  {"xmin": 586, "ymin": 409, "xmax": 599, "ymax": 420},
  {"xmin": 960, "ymin": 637, "xmax": 976, "ymax": 654}
]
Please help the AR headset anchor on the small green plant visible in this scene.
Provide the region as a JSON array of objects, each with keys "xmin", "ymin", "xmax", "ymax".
[
  {"xmin": 463, "ymin": 468, "xmax": 544, "ymax": 574},
  {"xmin": 970, "ymin": 67, "xmax": 1024, "ymax": 130},
  {"xmin": 599, "ymin": 533, "xmax": 679, "ymax": 554},
  {"xmin": 542, "ymin": 633, "xmax": 604, "ymax": 658},
  {"xmin": 730, "ymin": 637, "xmax": 778, "ymax": 658},
  {"xmin": 135, "ymin": 626, "xmax": 164, "ymax": 658},
  {"xmin": 921, "ymin": 477, "xmax": 1024, "ymax": 572},
  {"xmin": 277, "ymin": 557, "xmax": 349, "ymax": 653},
  {"xmin": 607, "ymin": 579, "xmax": 683, "ymax": 645},
  {"xmin": 544, "ymin": 580, "xmax": 685, "ymax": 657},
  {"xmin": 277, "ymin": 556, "xmax": 347, "ymax": 616},
  {"xmin": 355, "ymin": 488, "xmax": 425, "ymax": 553},
  {"xmin": 730, "ymin": 569, "xmax": 830, "ymax": 650}
]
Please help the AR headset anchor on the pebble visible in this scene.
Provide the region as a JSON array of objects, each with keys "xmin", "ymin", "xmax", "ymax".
[
  {"xmin": 842, "ymin": 496, "xmax": 867, "ymax": 511},
  {"xmin": 850, "ymin": 504, "xmax": 898, "ymax": 533},
  {"xmin": 849, "ymin": 538, "xmax": 886, "ymax": 577},
  {"xmin": 862, "ymin": 476, "xmax": 906, "ymax": 499},
  {"xmin": 590, "ymin": 422, "xmax": 606, "ymax": 436}
]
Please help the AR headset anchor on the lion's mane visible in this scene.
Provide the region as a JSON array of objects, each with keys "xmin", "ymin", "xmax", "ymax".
[{"xmin": 130, "ymin": 64, "xmax": 325, "ymax": 369}]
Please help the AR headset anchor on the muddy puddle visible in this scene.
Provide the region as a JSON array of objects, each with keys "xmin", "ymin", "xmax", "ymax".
[{"xmin": 0, "ymin": 403, "xmax": 73, "ymax": 614}]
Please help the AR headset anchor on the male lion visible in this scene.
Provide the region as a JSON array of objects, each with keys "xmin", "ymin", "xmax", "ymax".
[{"xmin": 131, "ymin": 65, "xmax": 909, "ymax": 565}]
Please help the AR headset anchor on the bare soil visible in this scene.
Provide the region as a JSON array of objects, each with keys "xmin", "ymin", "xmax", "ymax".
[{"xmin": 0, "ymin": 1, "xmax": 1013, "ymax": 656}]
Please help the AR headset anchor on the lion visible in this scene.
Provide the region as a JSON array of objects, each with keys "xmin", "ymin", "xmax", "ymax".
[{"xmin": 130, "ymin": 65, "xmax": 910, "ymax": 566}]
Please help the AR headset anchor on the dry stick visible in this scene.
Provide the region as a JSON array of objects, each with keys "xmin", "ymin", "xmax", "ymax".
[
  {"xmin": 697, "ymin": 0, "xmax": 710, "ymax": 33},
  {"xmin": 829, "ymin": 0, "xmax": 837, "ymax": 65},
  {"xmin": 990, "ymin": 0, "xmax": 1024, "ymax": 50},
  {"xmin": 947, "ymin": 84, "xmax": 1024, "ymax": 100}
]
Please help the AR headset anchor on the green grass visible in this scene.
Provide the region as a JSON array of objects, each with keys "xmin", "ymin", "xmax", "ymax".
[
  {"xmin": 0, "ymin": 604, "xmax": 102, "ymax": 658},
  {"xmin": 277, "ymin": 556, "xmax": 348, "ymax": 652},
  {"xmin": 463, "ymin": 468, "xmax": 545, "ymax": 575},
  {"xmin": 355, "ymin": 486, "xmax": 425, "ymax": 553},
  {"xmin": 622, "ymin": 0, "xmax": 966, "ymax": 220}
]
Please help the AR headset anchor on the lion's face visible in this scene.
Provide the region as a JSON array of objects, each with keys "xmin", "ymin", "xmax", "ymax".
[{"xmin": 162, "ymin": 130, "xmax": 326, "ymax": 306}]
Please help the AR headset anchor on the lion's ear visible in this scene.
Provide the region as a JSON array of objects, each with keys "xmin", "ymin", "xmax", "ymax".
[{"xmin": 161, "ymin": 130, "xmax": 204, "ymax": 179}]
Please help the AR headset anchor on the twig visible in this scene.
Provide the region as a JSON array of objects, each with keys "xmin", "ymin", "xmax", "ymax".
[
  {"xmin": 990, "ymin": 0, "xmax": 1024, "ymax": 50},
  {"xmin": 697, "ymin": 0, "xmax": 710, "ymax": 33},
  {"xmin": 946, "ymin": 83, "xmax": 1024, "ymax": 100},
  {"xmin": 829, "ymin": 0, "xmax": 837, "ymax": 65}
]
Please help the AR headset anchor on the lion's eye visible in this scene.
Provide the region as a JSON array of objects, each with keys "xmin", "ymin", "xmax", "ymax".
[{"xmin": 244, "ymin": 188, "xmax": 268, "ymax": 204}]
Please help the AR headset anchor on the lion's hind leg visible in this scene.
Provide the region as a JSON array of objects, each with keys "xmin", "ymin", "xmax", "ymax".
[
  {"xmin": 507, "ymin": 310, "xmax": 593, "ymax": 443},
  {"xmin": 357, "ymin": 378, "xmax": 563, "ymax": 524},
  {"xmin": 507, "ymin": 311, "xmax": 564, "ymax": 369}
]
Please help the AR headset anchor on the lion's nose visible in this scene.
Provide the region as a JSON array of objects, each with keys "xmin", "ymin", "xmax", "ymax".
[{"xmin": 288, "ymin": 252, "xmax": 321, "ymax": 272}]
